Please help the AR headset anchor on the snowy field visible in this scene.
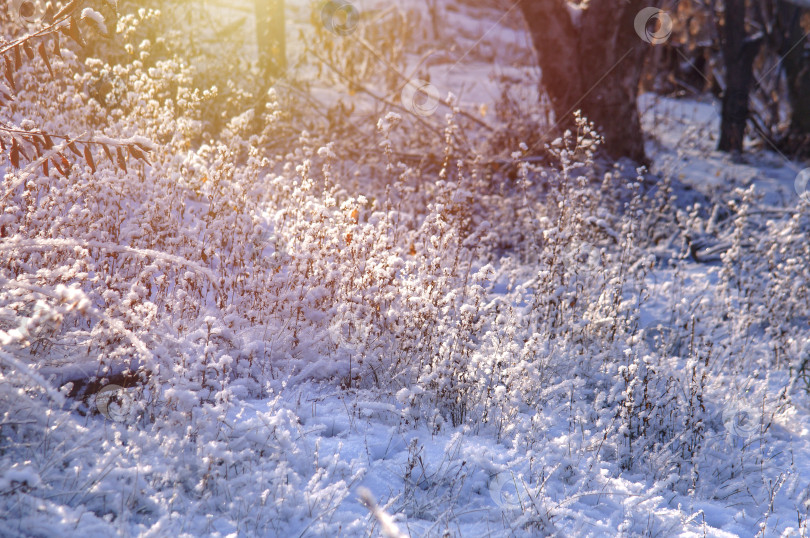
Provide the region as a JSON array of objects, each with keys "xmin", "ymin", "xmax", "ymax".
[{"xmin": 2, "ymin": 1, "xmax": 810, "ymax": 537}]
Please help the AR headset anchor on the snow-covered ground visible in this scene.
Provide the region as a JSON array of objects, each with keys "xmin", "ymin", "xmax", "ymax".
[
  {"xmin": 6, "ymin": 102, "xmax": 808, "ymax": 537},
  {"xmin": 3, "ymin": 1, "xmax": 810, "ymax": 537}
]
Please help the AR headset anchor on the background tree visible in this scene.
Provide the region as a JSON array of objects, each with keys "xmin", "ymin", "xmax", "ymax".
[
  {"xmin": 771, "ymin": 1, "xmax": 810, "ymax": 155},
  {"xmin": 254, "ymin": 0, "xmax": 286, "ymax": 78},
  {"xmin": 717, "ymin": 0, "xmax": 763, "ymax": 155},
  {"xmin": 643, "ymin": 0, "xmax": 810, "ymax": 158},
  {"xmin": 518, "ymin": 0, "xmax": 650, "ymax": 164}
]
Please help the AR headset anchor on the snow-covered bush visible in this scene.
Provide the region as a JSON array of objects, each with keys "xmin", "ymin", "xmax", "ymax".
[{"xmin": 2, "ymin": 1, "xmax": 809, "ymax": 536}]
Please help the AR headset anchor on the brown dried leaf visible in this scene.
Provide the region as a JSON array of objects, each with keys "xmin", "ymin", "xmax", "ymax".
[
  {"xmin": 22, "ymin": 41, "xmax": 35, "ymax": 61},
  {"xmin": 4, "ymin": 56, "xmax": 15, "ymax": 92},
  {"xmin": 53, "ymin": 0, "xmax": 80, "ymax": 22},
  {"xmin": 84, "ymin": 144, "xmax": 95, "ymax": 173},
  {"xmin": 30, "ymin": 135, "xmax": 42, "ymax": 155},
  {"xmin": 16, "ymin": 142, "xmax": 30, "ymax": 162},
  {"xmin": 43, "ymin": 3, "xmax": 55, "ymax": 24},
  {"xmin": 51, "ymin": 155, "xmax": 64, "ymax": 175},
  {"xmin": 127, "ymin": 145, "xmax": 144, "ymax": 160},
  {"xmin": 101, "ymin": 143, "xmax": 113, "ymax": 162},
  {"xmin": 52, "ymin": 32, "xmax": 62, "ymax": 59},
  {"xmin": 67, "ymin": 16, "xmax": 85, "ymax": 47},
  {"xmin": 116, "ymin": 146, "xmax": 127, "ymax": 172},
  {"xmin": 129, "ymin": 145, "xmax": 151, "ymax": 165},
  {"xmin": 13, "ymin": 46, "xmax": 22, "ymax": 71},
  {"xmin": 10, "ymin": 140, "xmax": 19, "ymax": 168},
  {"xmin": 68, "ymin": 141, "xmax": 81, "ymax": 157},
  {"xmin": 38, "ymin": 42, "xmax": 54, "ymax": 78}
]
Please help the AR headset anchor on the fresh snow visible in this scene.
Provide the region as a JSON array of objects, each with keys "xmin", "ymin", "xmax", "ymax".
[{"xmin": 2, "ymin": 1, "xmax": 810, "ymax": 537}]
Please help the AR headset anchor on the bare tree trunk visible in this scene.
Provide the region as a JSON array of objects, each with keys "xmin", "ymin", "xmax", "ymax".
[
  {"xmin": 775, "ymin": 1, "xmax": 810, "ymax": 155},
  {"xmin": 255, "ymin": 0, "xmax": 286, "ymax": 78},
  {"xmin": 518, "ymin": 0, "xmax": 649, "ymax": 164},
  {"xmin": 717, "ymin": 0, "xmax": 762, "ymax": 154}
]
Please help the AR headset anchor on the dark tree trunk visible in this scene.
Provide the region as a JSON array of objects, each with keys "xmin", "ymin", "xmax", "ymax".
[
  {"xmin": 518, "ymin": 0, "xmax": 649, "ymax": 164},
  {"xmin": 775, "ymin": 2, "xmax": 810, "ymax": 155},
  {"xmin": 718, "ymin": 0, "xmax": 763, "ymax": 154},
  {"xmin": 255, "ymin": 0, "xmax": 286, "ymax": 78}
]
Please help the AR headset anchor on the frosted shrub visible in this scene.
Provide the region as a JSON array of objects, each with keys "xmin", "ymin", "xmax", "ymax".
[{"xmin": 2, "ymin": 3, "xmax": 809, "ymax": 535}]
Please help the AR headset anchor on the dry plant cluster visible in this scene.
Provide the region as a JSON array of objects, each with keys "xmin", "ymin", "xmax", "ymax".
[{"xmin": 0, "ymin": 1, "xmax": 809, "ymax": 535}]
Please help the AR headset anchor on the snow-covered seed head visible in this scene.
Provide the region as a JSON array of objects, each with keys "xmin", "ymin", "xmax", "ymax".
[
  {"xmin": 12, "ymin": 0, "xmax": 41, "ymax": 26},
  {"xmin": 95, "ymin": 384, "xmax": 134, "ymax": 422},
  {"xmin": 634, "ymin": 8, "xmax": 673, "ymax": 45},
  {"xmin": 795, "ymin": 168, "xmax": 810, "ymax": 203},
  {"xmin": 489, "ymin": 471, "xmax": 530, "ymax": 511},
  {"xmin": 401, "ymin": 79, "xmax": 440, "ymax": 118},
  {"xmin": 321, "ymin": 0, "xmax": 360, "ymax": 37}
]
